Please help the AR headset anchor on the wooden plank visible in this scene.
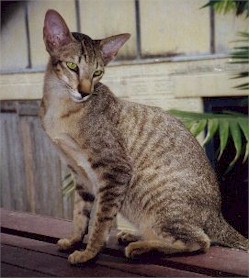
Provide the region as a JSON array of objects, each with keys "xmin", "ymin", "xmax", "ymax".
[
  {"xmin": 31, "ymin": 117, "xmax": 64, "ymax": 218},
  {"xmin": 1, "ymin": 115, "xmax": 13, "ymax": 209},
  {"xmin": 140, "ymin": 0, "xmax": 210, "ymax": 57},
  {"xmin": 1, "ymin": 209, "xmax": 248, "ymax": 277},
  {"xmin": 1, "ymin": 263, "xmax": 54, "ymax": 278},
  {"xmin": 1, "ymin": 233, "xmax": 64, "ymax": 255},
  {"xmin": 28, "ymin": 0, "xmax": 77, "ymax": 69},
  {"xmin": 105, "ymin": 235, "xmax": 248, "ymax": 278},
  {"xmin": 173, "ymin": 72, "xmax": 249, "ymax": 98},
  {"xmin": 1, "ymin": 101, "xmax": 74, "ymax": 219},
  {"xmin": 167, "ymin": 247, "xmax": 249, "ymax": 277},
  {"xmin": 0, "ymin": 72, "xmax": 43, "ymax": 100},
  {"xmin": 20, "ymin": 116, "xmax": 37, "ymax": 213},
  {"xmin": 2, "ymin": 244, "xmax": 141, "ymax": 278},
  {"xmin": 1, "ymin": 4, "xmax": 28, "ymax": 71},
  {"xmin": 0, "ymin": 58, "xmax": 247, "ymax": 103},
  {"xmin": 2, "ymin": 233, "xmax": 207, "ymax": 278},
  {"xmin": 215, "ymin": 13, "xmax": 248, "ymax": 53},
  {"xmin": 79, "ymin": 0, "xmax": 136, "ymax": 59},
  {"xmin": 1, "ymin": 208, "xmax": 71, "ymax": 240},
  {"xmin": 1, "ymin": 114, "xmax": 28, "ymax": 211},
  {"xmin": 96, "ymin": 254, "xmax": 209, "ymax": 278}
]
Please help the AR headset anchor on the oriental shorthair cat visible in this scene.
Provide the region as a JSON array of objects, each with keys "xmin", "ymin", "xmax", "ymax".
[{"xmin": 40, "ymin": 9, "xmax": 248, "ymax": 264}]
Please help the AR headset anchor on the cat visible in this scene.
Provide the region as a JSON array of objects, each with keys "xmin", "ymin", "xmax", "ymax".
[{"xmin": 40, "ymin": 9, "xmax": 248, "ymax": 264}]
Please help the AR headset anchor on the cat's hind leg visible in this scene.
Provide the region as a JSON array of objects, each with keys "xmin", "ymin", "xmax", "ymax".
[
  {"xmin": 57, "ymin": 184, "xmax": 95, "ymax": 251},
  {"xmin": 117, "ymin": 231, "xmax": 141, "ymax": 245},
  {"xmin": 125, "ymin": 224, "xmax": 210, "ymax": 259}
]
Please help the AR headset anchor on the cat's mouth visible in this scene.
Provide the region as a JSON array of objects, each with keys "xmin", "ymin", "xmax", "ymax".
[{"xmin": 70, "ymin": 91, "xmax": 92, "ymax": 103}]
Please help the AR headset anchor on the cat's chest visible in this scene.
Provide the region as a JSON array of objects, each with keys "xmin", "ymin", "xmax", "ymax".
[
  {"xmin": 42, "ymin": 104, "xmax": 66, "ymax": 139},
  {"xmin": 41, "ymin": 104, "xmax": 99, "ymax": 193}
]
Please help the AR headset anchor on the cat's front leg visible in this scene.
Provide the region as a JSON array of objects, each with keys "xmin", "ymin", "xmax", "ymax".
[
  {"xmin": 68, "ymin": 162, "xmax": 132, "ymax": 264},
  {"xmin": 58, "ymin": 184, "xmax": 94, "ymax": 251},
  {"xmin": 68, "ymin": 196, "xmax": 121, "ymax": 264}
]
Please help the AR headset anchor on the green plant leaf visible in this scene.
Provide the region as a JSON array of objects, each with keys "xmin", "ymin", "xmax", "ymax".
[
  {"xmin": 238, "ymin": 117, "xmax": 249, "ymax": 163},
  {"xmin": 232, "ymin": 72, "xmax": 249, "ymax": 79},
  {"xmin": 63, "ymin": 172, "xmax": 72, "ymax": 182},
  {"xmin": 218, "ymin": 119, "xmax": 230, "ymax": 160},
  {"xmin": 238, "ymin": 118, "xmax": 249, "ymax": 141},
  {"xmin": 183, "ymin": 119, "xmax": 194, "ymax": 130},
  {"xmin": 229, "ymin": 120, "xmax": 242, "ymax": 167},
  {"xmin": 63, "ymin": 179, "xmax": 74, "ymax": 192},
  {"xmin": 234, "ymin": 82, "xmax": 249, "ymax": 90},
  {"xmin": 202, "ymin": 0, "xmax": 248, "ymax": 16},
  {"xmin": 230, "ymin": 31, "xmax": 249, "ymax": 89},
  {"xmin": 243, "ymin": 142, "xmax": 249, "ymax": 163},
  {"xmin": 202, "ymin": 118, "xmax": 219, "ymax": 146},
  {"xmin": 169, "ymin": 109, "xmax": 248, "ymax": 171},
  {"xmin": 63, "ymin": 181, "xmax": 75, "ymax": 197},
  {"xmin": 190, "ymin": 119, "xmax": 207, "ymax": 137},
  {"xmin": 62, "ymin": 172, "xmax": 75, "ymax": 194}
]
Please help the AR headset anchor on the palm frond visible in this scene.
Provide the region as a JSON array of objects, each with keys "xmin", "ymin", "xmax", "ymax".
[
  {"xmin": 218, "ymin": 118, "xmax": 229, "ymax": 160},
  {"xmin": 229, "ymin": 120, "xmax": 243, "ymax": 167},
  {"xmin": 62, "ymin": 172, "xmax": 75, "ymax": 198},
  {"xmin": 238, "ymin": 117, "xmax": 249, "ymax": 162},
  {"xmin": 230, "ymin": 32, "xmax": 249, "ymax": 89},
  {"xmin": 169, "ymin": 110, "xmax": 249, "ymax": 168},
  {"xmin": 202, "ymin": 0, "xmax": 248, "ymax": 16},
  {"xmin": 202, "ymin": 118, "xmax": 219, "ymax": 146}
]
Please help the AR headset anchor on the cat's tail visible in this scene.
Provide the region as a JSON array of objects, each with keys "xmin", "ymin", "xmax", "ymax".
[{"xmin": 208, "ymin": 213, "xmax": 248, "ymax": 251}]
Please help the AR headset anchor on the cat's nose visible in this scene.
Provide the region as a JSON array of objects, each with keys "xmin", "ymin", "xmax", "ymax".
[{"xmin": 78, "ymin": 79, "xmax": 92, "ymax": 94}]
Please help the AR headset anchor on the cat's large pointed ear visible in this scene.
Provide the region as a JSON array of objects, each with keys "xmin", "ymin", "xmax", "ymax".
[
  {"xmin": 100, "ymin": 33, "xmax": 131, "ymax": 65},
  {"xmin": 43, "ymin": 9, "xmax": 73, "ymax": 54}
]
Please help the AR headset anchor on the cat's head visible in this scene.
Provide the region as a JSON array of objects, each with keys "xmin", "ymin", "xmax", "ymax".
[{"xmin": 43, "ymin": 9, "xmax": 130, "ymax": 102}]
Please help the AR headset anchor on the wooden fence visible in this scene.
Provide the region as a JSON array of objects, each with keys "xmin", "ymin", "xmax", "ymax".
[
  {"xmin": 1, "ymin": 101, "xmax": 74, "ymax": 219},
  {"xmin": 1, "ymin": 0, "xmax": 248, "ymax": 73},
  {"xmin": 0, "ymin": 0, "xmax": 248, "ymax": 220}
]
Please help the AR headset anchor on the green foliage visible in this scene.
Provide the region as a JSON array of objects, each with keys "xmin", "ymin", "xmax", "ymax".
[
  {"xmin": 203, "ymin": 1, "xmax": 249, "ymax": 90},
  {"xmin": 231, "ymin": 32, "xmax": 249, "ymax": 90},
  {"xmin": 62, "ymin": 172, "xmax": 75, "ymax": 198},
  {"xmin": 202, "ymin": 0, "xmax": 249, "ymax": 17},
  {"xmin": 169, "ymin": 110, "xmax": 249, "ymax": 169}
]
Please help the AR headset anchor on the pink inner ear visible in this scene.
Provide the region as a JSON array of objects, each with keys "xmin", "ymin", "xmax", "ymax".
[
  {"xmin": 43, "ymin": 10, "xmax": 71, "ymax": 50},
  {"xmin": 100, "ymin": 33, "xmax": 130, "ymax": 65}
]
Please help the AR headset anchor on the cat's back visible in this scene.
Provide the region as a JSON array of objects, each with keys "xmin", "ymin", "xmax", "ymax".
[
  {"xmin": 116, "ymin": 99, "xmax": 221, "ymax": 220},
  {"xmin": 117, "ymin": 100, "xmax": 209, "ymax": 172}
]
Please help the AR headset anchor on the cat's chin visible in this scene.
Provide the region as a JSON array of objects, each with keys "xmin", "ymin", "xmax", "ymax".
[{"xmin": 69, "ymin": 91, "xmax": 91, "ymax": 103}]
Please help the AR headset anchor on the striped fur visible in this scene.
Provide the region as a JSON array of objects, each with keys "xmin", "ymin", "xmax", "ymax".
[{"xmin": 40, "ymin": 10, "xmax": 248, "ymax": 264}]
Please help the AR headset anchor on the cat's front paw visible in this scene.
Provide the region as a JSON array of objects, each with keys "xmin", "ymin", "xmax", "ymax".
[
  {"xmin": 68, "ymin": 250, "xmax": 94, "ymax": 264},
  {"xmin": 57, "ymin": 238, "xmax": 72, "ymax": 251}
]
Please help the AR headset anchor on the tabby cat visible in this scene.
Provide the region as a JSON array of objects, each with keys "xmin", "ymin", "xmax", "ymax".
[{"xmin": 40, "ymin": 9, "xmax": 248, "ymax": 264}]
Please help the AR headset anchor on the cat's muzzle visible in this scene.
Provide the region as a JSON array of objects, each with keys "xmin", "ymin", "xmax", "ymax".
[{"xmin": 70, "ymin": 90, "xmax": 92, "ymax": 103}]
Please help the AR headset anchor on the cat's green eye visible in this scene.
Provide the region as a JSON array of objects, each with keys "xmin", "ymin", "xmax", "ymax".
[
  {"xmin": 93, "ymin": 70, "xmax": 103, "ymax": 77},
  {"xmin": 66, "ymin": 62, "xmax": 78, "ymax": 71}
]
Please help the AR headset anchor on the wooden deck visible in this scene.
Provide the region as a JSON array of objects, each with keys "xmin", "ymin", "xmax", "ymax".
[{"xmin": 1, "ymin": 208, "xmax": 248, "ymax": 277}]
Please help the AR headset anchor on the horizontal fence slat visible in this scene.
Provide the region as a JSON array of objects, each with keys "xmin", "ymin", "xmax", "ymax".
[{"xmin": 0, "ymin": 59, "xmax": 247, "ymax": 103}]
